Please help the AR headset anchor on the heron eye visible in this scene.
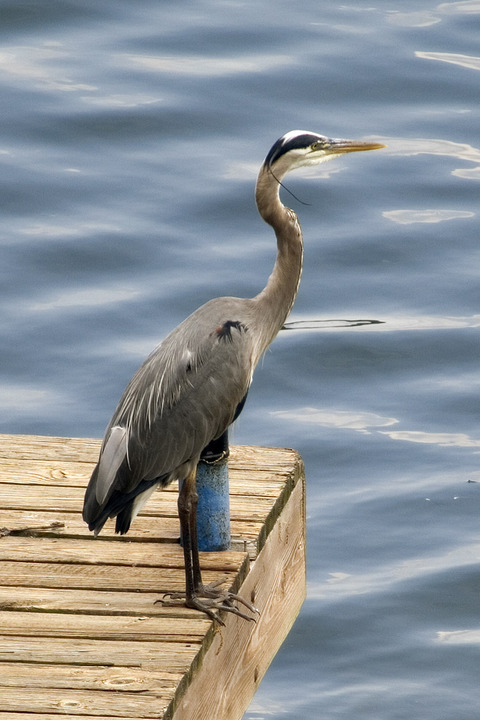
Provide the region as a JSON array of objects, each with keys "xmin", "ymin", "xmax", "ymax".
[{"xmin": 311, "ymin": 142, "xmax": 323, "ymax": 151}]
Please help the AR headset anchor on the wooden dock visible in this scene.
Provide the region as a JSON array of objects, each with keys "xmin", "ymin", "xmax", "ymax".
[{"xmin": 0, "ymin": 434, "xmax": 305, "ymax": 720}]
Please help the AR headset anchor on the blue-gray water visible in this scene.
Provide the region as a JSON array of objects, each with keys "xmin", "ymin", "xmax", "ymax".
[{"xmin": 2, "ymin": 1, "xmax": 480, "ymax": 717}]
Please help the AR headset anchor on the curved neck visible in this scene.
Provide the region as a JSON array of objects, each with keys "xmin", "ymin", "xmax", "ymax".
[{"xmin": 251, "ymin": 164, "xmax": 304, "ymax": 357}]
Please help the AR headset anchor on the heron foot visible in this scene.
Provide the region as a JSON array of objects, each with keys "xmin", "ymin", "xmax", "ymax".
[{"xmin": 156, "ymin": 579, "xmax": 259, "ymax": 625}]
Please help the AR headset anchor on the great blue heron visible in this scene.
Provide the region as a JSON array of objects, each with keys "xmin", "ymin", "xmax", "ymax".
[{"xmin": 83, "ymin": 130, "xmax": 384, "ymax": 623}]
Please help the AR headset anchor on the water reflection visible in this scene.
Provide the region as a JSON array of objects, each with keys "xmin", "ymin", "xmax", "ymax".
[
  {"xmin": 310, "ymin": 538, "xmax": 480, "ymax": 600},
  {"xmin": 30, "ymin": 286, "xmax": 139, "ymax": 312},
  {"xmin": 273, "ymin": 409, "xmax": 480, "ymax": 448},
  {"xmin": 438, "ymin": 1, "xmax": 480, "ymax": 14},
  {"xmin": 271, "ymin": 408, "xmax": 398, "ymax": 433},
  {"xmin": 381, "ymin": 430, "xmax": 480, "ymax": 447},
  {"xmin": 0, "ymin": 43, "xmax": 96, "ymax": 92},
  {"xmin": 81, "ymin": 94, "xmax": 163, "ymax": 108},
  {"xmin": 387, "ymin": 1, "xmax": 480, "ymax": 28},
  {"xmin": 282, "ymin": 314, "xmax": 480, "ymax": 331},
  {"xmin": 382, "ymin": 136, "xmax": 480, "ymax": 164},
  {"xmin": 383, "ymin": 209, "xmax": 474, "ymax": 224},
  {"xmin": 20, "ymin": 221, "xmax": 120, "ymax": 238},
  {"xmin": 0, "ymin": 385, "xmax": 49, "ymax": 411},
  {"xmin": 416, "ymin": 50, "xmax": 480, "ymax": 72},
  {"xmin": 369, "ymin": 135, "xmax": 480, "ymax": 182},
  {"xmin": 437, "ymin": 630, "xmax": 480, "ymax": 644},
  {"xmin": 453, "ymin": 166, "xmax": 480, "ymax": 180},
  {"xmin": 387, "ymin": 11, "xmax": 441, "ymax": 27},
  {"xmin": 282, "ymin": 319, "xmax": 383, "ymax": 330},
  {"xmin": 122, "ymin": 53, "xmax": 295, "ymax": 76}
]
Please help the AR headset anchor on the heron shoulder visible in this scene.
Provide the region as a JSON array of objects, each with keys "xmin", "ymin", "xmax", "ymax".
[{"xmin": 110, "ymin": 295, "xmax": 255, "ymax": 437}]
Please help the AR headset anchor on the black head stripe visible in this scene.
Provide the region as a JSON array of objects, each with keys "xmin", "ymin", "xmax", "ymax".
[{"xmin": 264, "ymin": 132, "xmax": 325, "ymax": 167}]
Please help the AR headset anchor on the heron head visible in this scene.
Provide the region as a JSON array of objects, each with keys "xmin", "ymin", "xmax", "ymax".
[{"xmin": 264, "ymin": 130, "xmax": 385, "ymax": 179}]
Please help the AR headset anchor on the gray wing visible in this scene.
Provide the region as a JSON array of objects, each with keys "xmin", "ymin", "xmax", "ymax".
[{"xmin": 87, "ymin": 297, "xmax": 254, "ymax": 511}]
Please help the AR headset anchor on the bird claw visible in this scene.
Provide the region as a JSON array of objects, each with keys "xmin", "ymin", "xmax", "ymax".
[{"xmin": 156, "ymin": 579, "xmax": 260, "ymax": 625}]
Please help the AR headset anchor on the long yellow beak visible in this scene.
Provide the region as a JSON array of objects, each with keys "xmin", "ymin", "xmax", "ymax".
[{"xmin": 327, "ymin": 138, "xmax": 387, "ymax": 154}]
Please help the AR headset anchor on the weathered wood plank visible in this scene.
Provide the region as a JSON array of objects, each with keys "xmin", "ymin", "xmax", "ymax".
[
  {"xmin": 0, "ymin": 686, "xmax": 171, "ymax": 718},
  {"xmin": 0, "ymin": 559, "xmax": 243, "ymax": 593},
  {"xmin": 0, "ymin": 434, "xmax": 102, "ymax": 462},
  {"xmin": 0, "ymin": 536, "xmax": 248, "ymax": 569},
  {"xmin": 0, "ymin": 716, "xmax": 147, "ymax": 720},
  {"xmin": 0, "ymin": 509, "xmax": 263, "ymax": 542},
  {"xmin": 0, "ymin": 662, "xmax": 182, "ymax": 692},
  {"xmin": 0, "ymin": 715, "xmax": 146, "ymax": 720},
  {"xmin": 0, "ymin": 434, "xmax": 293, "ymax": 468},
  {"xmin": 0, "ymin": 635, "xmax": 199, "ymax": 668},
  {"xmin": 0, "ymin": 482, "xmax": 278, "ymax": 520},
  {"xmin": 0, "ymin": 456, "xmax": 291, "ymax": 495},
  {"xmin": 0, "ymin": 586, "xmax": 207, "ymax": 618},
  {"xmin": 0, "ymin": 609, "xmax": 210, "ymax": 641}
]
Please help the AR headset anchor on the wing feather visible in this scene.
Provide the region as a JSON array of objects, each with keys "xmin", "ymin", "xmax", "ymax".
[
  {"xmin": 85, "ymin": 297, "xmax": 255, "ymax": 526},
  {"xmin": 95, "ymin": 425, "xmax": 128, "ymax": 504}
]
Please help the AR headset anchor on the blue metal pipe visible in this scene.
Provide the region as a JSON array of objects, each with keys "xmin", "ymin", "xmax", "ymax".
[{"xmin": 195, "ymin": 457, "xmax": 230, "ymax": 551}]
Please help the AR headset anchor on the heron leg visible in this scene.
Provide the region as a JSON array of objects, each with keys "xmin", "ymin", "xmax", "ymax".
[
  {"xmin": 177, "ymin": 467, "xmax": 200, "ymax": 600},
  {"xmin": 183, "ymin": 468, "xmax": 204, "ymax": 594},
  {"xmin": 158, "ymin": 464, "xmax": 259, "ymax": 624}
]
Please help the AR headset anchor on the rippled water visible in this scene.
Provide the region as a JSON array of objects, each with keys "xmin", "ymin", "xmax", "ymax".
[{"xmin": 2, "ymin": 1, "xmax": 480, "ymax": 717}]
